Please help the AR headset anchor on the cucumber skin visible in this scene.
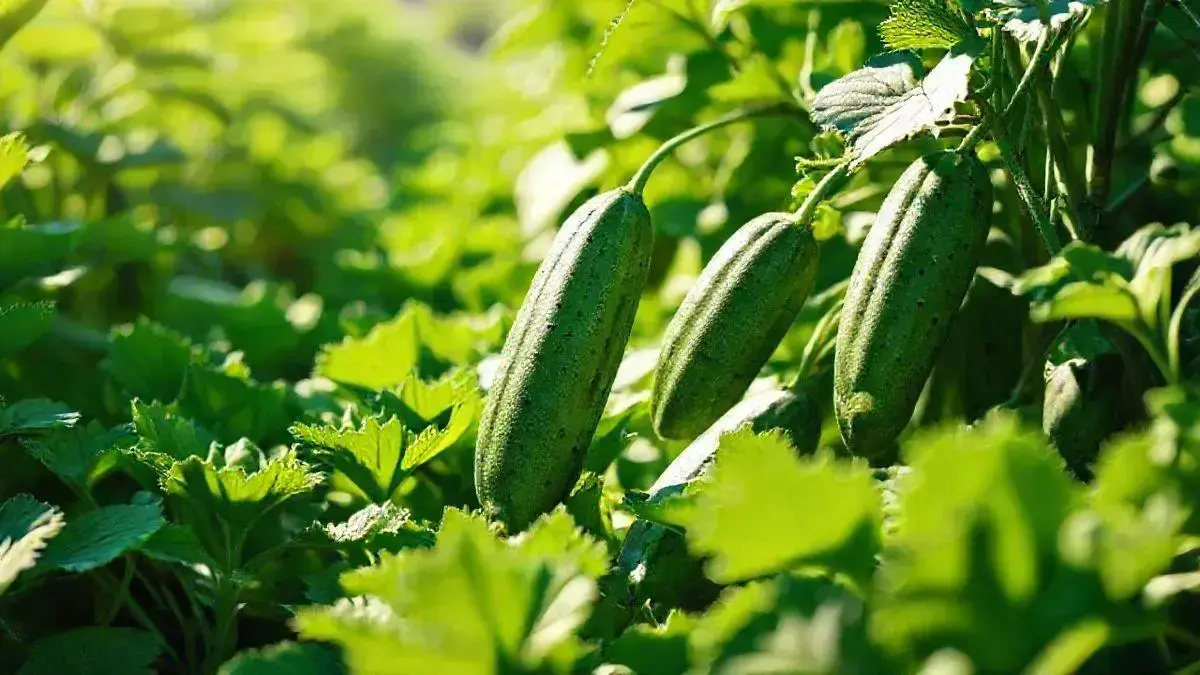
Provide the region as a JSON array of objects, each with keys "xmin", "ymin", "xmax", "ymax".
[
  {"xmin": 652, "ymin": 213, "xmax": 819, "ymax": 441},
  {"xmin": 834, "ymin": 151, "xmax": 992, "ymax": 461},
  {"xmin": 475, "ymin": 189, "xmax": 652, "ymax": 532},
  {"xmin": 618, "ymin": 388, "xmax": 820, "ymax": 610}
]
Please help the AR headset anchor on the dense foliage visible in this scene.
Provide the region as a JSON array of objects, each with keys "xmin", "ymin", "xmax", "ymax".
[{"xmin": 0, "ymin": 0, "xmax": 1198, "ymax": 673}]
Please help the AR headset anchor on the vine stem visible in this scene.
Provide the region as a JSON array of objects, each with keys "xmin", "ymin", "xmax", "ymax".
[
  {"xmin": 958, "ymin": 28, "xmax": 1055, "ymax": 153},
  {"xmin": 786, "ymin": 160, "xmax": 852, "ymax": 225},
  {"xmin": 625, "ymin": 103, "xmax": 796, "ymax": 195},
  {"xmin": 978, "ymin": 102, "xmax": 1063, "ymax": 255}
]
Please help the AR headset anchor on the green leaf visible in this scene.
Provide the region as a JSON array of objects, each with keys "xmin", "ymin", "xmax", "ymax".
[
  {"xmin": 296, "ymin": 509, "xmax": 606, "ymax": 675},
  {"xmin": 0, "ymin": 301, "xmax": 55, "ymax": 357},
  {"xmin": 668, "ymin": 428, "xmax": 882, "ymax": 588},
  {"xmin": 218, "ymin": 642, "xmax": 345, "ymax": 675},
  {"xmin": 0, "ymin": 131, "xmax": 30, "ymax": 189},
  {"xmin": 21, "ymin": 421, "xmax": 130, "ymax": 491},
  {"xmin": 1029, "ymin": 282, "xmax": 1141, "ymax": 323},
  {"xmin": 514, "ymin": 141, "xmax": 608, "ymax": 236},
  {"xmin": 0, "ymin": 0, "xmax": 48, "ymax": 54},
  {"xmin": 0, "ymin": 219, "xmax": 82, "ymax": 290},
  {"xmin": 316, "ymin": 305, "xmax": 420, "ymax": 390},
  {"xmin": 39, "ymin": 494, "xmax": 165, "ymax": 572},
  {"xmin": 873, "ymin": 413, "xmax": 1090, "ymax": 672},
  {"xmin": 988, "ymin": 0, "xmax": 1100, "ymax": 43},
  {"xmin": 605, "ymin": 66, "xmax": 687, "ymax": 139},
  {"xmin": 291, "ymin": 415, "xmax": 457, "ymax": 503},
  {"xmin": 880, "ymin": 0, "xmax": 975, "ymax": 50},
  {"xmin": 130, "ymin": 399, "xmax": 217, "ymax": 468},
  {"xmin": 178, "ymin": 361, "xmax": 291, "ymax": 444},
  {"xmin": 812, "ymin": 48, "xmax": 978, "ymax": 168},
  {"xmin": 0, "ymin": 494, "xmax": 63, "ymax": 596},
  {"xmin": 688, "ymin": 575, "xmax": 884, "ymax": 673},
  {"xmin": 604, "ymin": 612, "xmax": 693, "ymax": 675},
  {"xmin": 17, "ymin": 627, "xmax": 160, "ymax": 675},
  {"xmin": 137, "ymin": 523, "xmax": 217, "ymax": 568},
  {"xmin": 163, "ymin": 450, "xmax": 321, "ymax": 566},
  {"xmin": 0, "ymin": 399, "xmax": 79, "ymax": 439},
  {"xmin": 711, "ymin": 0, "xmax": 795, "ymax": 30},
  {"xmin": 320, "ymin": 502, "xmax": 435, "ymax": 550},
  {"xmin": 101, "ymin": 319, "xmax": 195, "ymax": 402},
  {"xmin": 35, "ymin": 122, "xmax": 186, "ymax": 171}
]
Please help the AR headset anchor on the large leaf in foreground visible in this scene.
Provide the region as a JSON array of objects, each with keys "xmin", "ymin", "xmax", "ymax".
[
  {"xmin": 296, "ymin": 509, "xmax": 607, "ymax": 675},
  {"xmin": 665, "ymin": 428, "xmax": 882, "ymax": 589}
]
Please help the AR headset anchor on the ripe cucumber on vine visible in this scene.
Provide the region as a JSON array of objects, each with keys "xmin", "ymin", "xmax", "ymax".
[{"xmin": 475, "ymin": 104, "xmax": 802, "ymax": 531}]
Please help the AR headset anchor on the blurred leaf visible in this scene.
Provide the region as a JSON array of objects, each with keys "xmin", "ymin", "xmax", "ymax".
[
  {"xmin": 0, "ymin": 494, "xmax": 63, "ymax": 596},
  {"xmin": 688, "ymin": 575, "xmax": 885, "ymax": 673},
  {"xmin": 0, "ymin": 219, "xmax": 82, "ymax": 290},
  {"xmin": 296, "ymin": 509, "xmax": 607, "ymax": 675},
  {"xmin": 218, "ymin": 642, "xmax": 346, "ymax": 675},
  {"xmin": 0, "ymin": 0, "xmax": 48, "ymax": 53},
  {"xmin": 668, "ymin": 428, "xmax": 882, "ymax": 588},
  {"xmin": 0, "ymin": 131, "xmax": 30, "ymax": 188},
  {"xmin": 102, "ymin": 319, "xmax": 196, "ymax": 402},
  {"xmin": 179, "ymin": 363, "xmax": 291, "ymax": 445},
  {"xmin": 17, "ymin": 627, "xmax": 159, "ymax": 675},
  {"xmin": 0, "ymin": 301, "xmax": 55, "ymax": 357},
  {"xmin": 606, "ymin": 67, "xmax": 688, "ymax": 139},
  {"xmin": 39, "ymin": 494, "xmax": 165, "ymax": 573},
  {"xmin": 872, "ymin": 413, "xmax": 1095, "ymax": 671},
  {"xmin": 514, "ymin": 142, "xmax": 608, "ymax": 236},
  {"xmin": 812, "ymin": 48, "xmax": 977, "ymax": 168}
]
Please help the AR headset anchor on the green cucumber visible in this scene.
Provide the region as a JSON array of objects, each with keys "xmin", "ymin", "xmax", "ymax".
[
  {"xmin": 834, "ymin": 151, "xmax": 992, "ymax": 461},
  {"xmin": 652, "ymin": 213, "xmax": 819, "ymax": 440},
  {"xmin": 1043, "ymin": 353, "xmax": 1123, "ymax": 476},
  {"xmin": 618, "ymin": 387, "xmax": 820, "ymax": 609},
  {"xmin": 475, "ymin": 188, "xmax": 653, "ymax": 531}
]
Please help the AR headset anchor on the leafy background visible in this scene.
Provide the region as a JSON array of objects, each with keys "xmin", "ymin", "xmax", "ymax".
[{"xmin": 0, "ymin": 0, "xmax": 1198, "ymax": 673}]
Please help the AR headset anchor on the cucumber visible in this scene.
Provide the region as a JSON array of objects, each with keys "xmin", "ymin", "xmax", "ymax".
[
  {"xmin": 834, "ymin": 151, "xmax": 992, "ymax": 461},
  {"xmin": 476, "ymin": 189, "xmax": 653, "ymax": 531},
  {"xmin": 652, "ymin": 213, "xmax": 819, "ymax": 440},
  {"xmin": 618, "ymin": 387, "xmax": 820, "ymax": 609}
]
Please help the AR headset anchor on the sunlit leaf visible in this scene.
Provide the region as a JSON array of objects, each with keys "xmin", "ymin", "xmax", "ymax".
[
  {"xmin": 880, "ymin": 0, "xmax": 974, "ymax": 50},
  {"xmin": 296, "ymin": 509, "xmax": 606, "ymax": 675},
  {"xmin": 0, "ymin": 494, "xmax": 63, "ymax": 596},
  {"xmin": 668, "ymin": 428, "xmax": 882, "ymax": 588},
  {"xmin": 812, "ymin": 48, "xmax": 977, "ymax": 168}
]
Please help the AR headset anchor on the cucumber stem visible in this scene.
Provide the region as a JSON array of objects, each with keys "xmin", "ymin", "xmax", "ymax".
[
  {"xmin": 626, "ymin": 103, "xmax": 795, "ymax": 196},
  {"xmin": 786, "ymin": 160, "xmax": 852, "ymax": 226}
]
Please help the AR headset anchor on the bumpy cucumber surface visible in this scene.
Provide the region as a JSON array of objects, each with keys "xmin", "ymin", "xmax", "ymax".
[
  {"xmin": 652, "ymin": 213, "xmax": 819, "ymax": 440},
  {"xmin": 834, "ymin": 151, "xmax": 992, "ymax": 461},
  {"xmin": 476, "ymin": 189, "xmax": 652, "ymax": 531},
  {"xmin": 618, "ymin": 388, "xmax": 820, "ymax": 609}
]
